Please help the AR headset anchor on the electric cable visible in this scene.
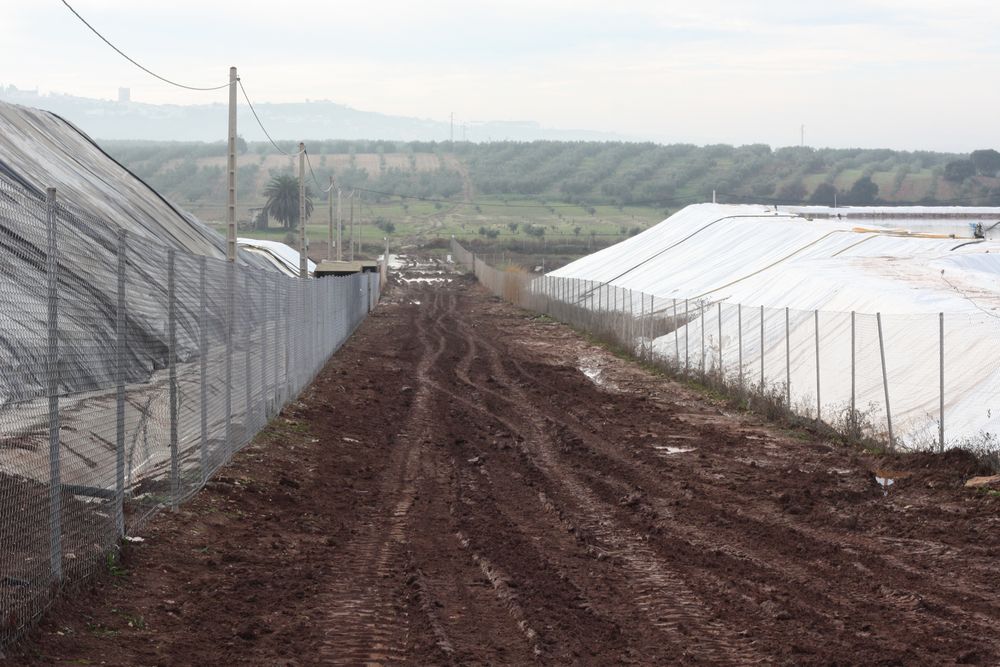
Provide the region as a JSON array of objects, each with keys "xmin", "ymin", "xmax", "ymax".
[
  {"xmin": 60, "ymin": 0, "xmax": 230, "ymax": 91},
  {"xmin": 304, "ymin": 149, "xmax": 333, "ymax": 193},
  {"xmin": 239, "ymin": 80, "xmax": 295, "ymax": 157}
]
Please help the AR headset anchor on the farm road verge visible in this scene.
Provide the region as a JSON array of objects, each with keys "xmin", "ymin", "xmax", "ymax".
[{"xmin": 9, "ymin": 273, "xmax": 1000, "ymax": 666}]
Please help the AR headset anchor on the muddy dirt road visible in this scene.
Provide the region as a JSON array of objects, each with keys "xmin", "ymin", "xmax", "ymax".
[{"xmin": 11, "ymin": 272, "xmax": 1000, "ymax": 666}]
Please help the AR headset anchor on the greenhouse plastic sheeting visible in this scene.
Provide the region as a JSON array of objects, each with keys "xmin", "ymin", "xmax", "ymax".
[
  {"xmin": 0, "ymin": 99, "xmax": 386, "ymax": 645},
  {"xmin": 238, "ymin": 237, "xmax": 316, "ymax": 277},
  {"xmin": 533, "ymin": 204, "xmax": 1000, "ymax": 448}
]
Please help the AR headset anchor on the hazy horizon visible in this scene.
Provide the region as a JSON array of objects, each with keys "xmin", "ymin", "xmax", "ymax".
[{"xmin": 4, "ymin": 1, "xmax": 1000, "ymax": 152}]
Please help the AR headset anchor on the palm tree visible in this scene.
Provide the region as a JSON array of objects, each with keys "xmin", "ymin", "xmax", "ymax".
[{"xmin": 262, "ymin": 174, "xmax": 314, "ymax": 230}]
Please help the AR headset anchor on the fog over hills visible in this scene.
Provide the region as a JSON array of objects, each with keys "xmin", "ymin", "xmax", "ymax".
[{"xmin": 0, "ymin": 85, "xmax": 624, "ymax": 143}]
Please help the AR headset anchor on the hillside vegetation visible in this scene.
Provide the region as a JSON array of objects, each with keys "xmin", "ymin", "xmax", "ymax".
[{"xmin": 104, "ymin": 139, "xmax": 1000, "ymax": 250}]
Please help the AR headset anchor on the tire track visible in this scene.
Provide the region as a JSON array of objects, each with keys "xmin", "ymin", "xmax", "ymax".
[
  {"xmin": 313, "ymin": 288, "xmax": 448, "ymax": 665},
  {"xmin": 440, "ymin": 292, "xmax": 768, "ymax": 664}
]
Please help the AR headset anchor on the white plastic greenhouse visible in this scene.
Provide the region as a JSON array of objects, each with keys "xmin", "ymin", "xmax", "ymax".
[{"xmin": 546, "ymin": 203, "xmax": 1000, "ymax": 450}]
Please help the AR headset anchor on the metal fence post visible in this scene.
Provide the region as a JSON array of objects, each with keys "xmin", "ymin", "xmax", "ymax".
[
  {"xmin": 851, "ymin": 311, "xmax": 856, "ymax": 416},
  {"xmin": 271, "ymin": 275, "xmax": 278, "ymax": 406},
  {"xmin": 115, "ymin": 230, "xmax": 126, "ymax": 536},
  {"xmin": 876, "ymin": 312, "xmax": 894, "ymax": 451},
  {"xmin": 700, "ymin": 305, "xmax": 705, "ymax": 378},
  {"xmin": 646, "ymin": 293, "xmax": 653, "ymax": 354},
  {"xmin": 738, "ymin": 303, "xmax": 743, "ymax": 389},
  {"xmin": 244, "ymin": 271, "xmax": 252, "ymax": 433},
  {"xmin": 285, "ymin": 276, "xmax": 291, "ymax": 400},
  {"xmin": 684, "ymin": 298, "xmax": 689, "ymax": 373},
  {"xmin": 628, "ymin": 289, "xmax": 634, "ymax": 349},
  {"xmin": 643, "ymin": 294, "xmax": 649, "ymax": 358},
  {"xmin": 814, "ymin": 310, "xmax": 821, "ymax": 422},
  {"xmin": 939, "ymin": 312, "xmax": 945, "ymax": 452},
  {"xmin": 199, "ymin": 256, "xmax": 208, "ymax": 484},
  {"xmin": 46, "ymin": 187, "xmax": 62, "ymax": 581},
  {"xmin": 717, "ymin": 301, "xmax": 723, "ymax": 378},
  {"xmin": 673, "ymin": 298, "xmax": 679, "ymax": 366},
  {"xmin": 168, "ymin": 249, "xmax": 179, "ymax": 510},
  {"xmin": 759, "ymin": 305, "xmax": 765, "ymax": 390},
  {"xmin": 260, "ymin": 272, "xmax": 267, "ymax": 420},
  {"xmin": 784, "ymin": 307, "xmax": 791, "ymax": 408},
  {"xmin": 639, "ymin": 292, "xmax": 646, "ymax": 358}
]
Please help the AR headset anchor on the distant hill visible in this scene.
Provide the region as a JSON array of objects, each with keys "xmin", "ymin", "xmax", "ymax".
[{"xmin": 0, "ymin": 86, "xmax": 623, "ymax": 143}]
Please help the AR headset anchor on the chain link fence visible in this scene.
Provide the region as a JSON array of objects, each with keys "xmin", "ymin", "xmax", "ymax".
[
  {"xmin": 452, "ymin": 239, "xmax": 1000, "ymax": 458},
  {"xmin": 0, "ymin": 177, "xmax": 379, "ymax": 643}
]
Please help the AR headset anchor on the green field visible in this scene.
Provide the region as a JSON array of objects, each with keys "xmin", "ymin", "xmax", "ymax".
[{"xmin": 209, "ymin": 195, "xmax": 665, "ymax": 255}]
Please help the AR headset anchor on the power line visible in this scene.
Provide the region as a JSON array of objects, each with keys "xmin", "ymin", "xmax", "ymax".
[
  {"xmin": 60, "ymin": 0, "xmax": 230, "ymax": 92},
  {"xmin": 238, "ymin": 80, "xmax": 296, "ymax": 157},
  {"xmin": 61, "ymin": 0, "xmax": 304, "ymax": 162},
  {"xmin": 304, "ymin": 149, "xmax": 333, "ymax": 193}
]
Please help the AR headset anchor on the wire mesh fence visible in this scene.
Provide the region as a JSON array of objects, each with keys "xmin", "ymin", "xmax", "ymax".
[
  {"xmin": 452, "ymin": 238, "xmax": 1000, "ymax": 459},
  {"xmin": 0, "ymin": 178, "xmax": 379, "ymax": 644}
]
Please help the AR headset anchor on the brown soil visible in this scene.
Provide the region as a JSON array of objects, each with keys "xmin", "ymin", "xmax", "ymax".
[{"xmin": 7, "ymin": 272, "xmax": 1000, "ymax": 666}]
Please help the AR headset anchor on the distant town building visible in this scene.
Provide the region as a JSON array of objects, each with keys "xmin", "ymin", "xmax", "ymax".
[{"xmin": 118, "ymin": 87, "xmax": 130, "ymax": 103}]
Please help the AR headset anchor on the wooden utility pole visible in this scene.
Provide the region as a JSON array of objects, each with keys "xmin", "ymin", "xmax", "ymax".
[
  {"xmin": 298, "ymin": 142, "xmax": 307, "ymax": 278},
  {"xmin": 226, "ymin": 66, "xmax": 237, "ymax": 262}
]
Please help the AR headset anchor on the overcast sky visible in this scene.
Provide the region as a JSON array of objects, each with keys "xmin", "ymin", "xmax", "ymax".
[{"xmin": 3, "ymin": 0, "xmax": 999, "ymax": 151}]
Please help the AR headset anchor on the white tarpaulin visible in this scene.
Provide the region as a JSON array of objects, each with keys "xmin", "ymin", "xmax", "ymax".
[{"xmin": 549, "ymin": 204, "xmax": 1000, "ymax": 449}]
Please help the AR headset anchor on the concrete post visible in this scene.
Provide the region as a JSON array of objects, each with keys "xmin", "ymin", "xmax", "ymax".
[
  {"xmin": 298, "ymin": 143, "xmax": 308, "ymax": 279},
  {"xmin": 226, "ymin": 66, "xmax": 238, "ymax": 262},
  {"xmin": 225, "ymin": 262, "xmax": 234, "ymax": 457}
]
